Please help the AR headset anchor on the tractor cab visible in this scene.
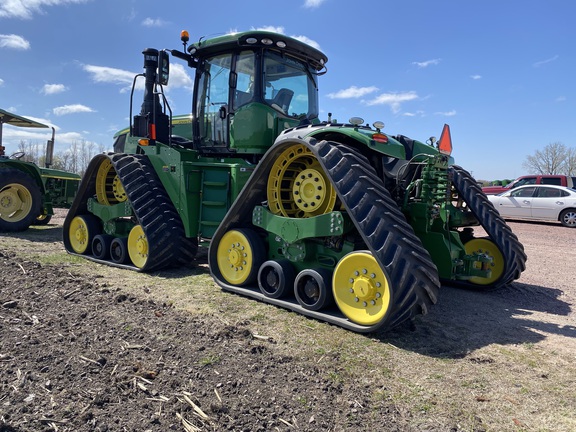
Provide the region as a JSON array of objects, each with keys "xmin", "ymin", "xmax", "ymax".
[{"xmin": 130, "ymin": 32, "xmax": 327, "ymax": 157}]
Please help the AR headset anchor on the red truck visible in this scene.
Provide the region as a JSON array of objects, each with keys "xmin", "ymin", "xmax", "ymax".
[{"xmin": 482, "ymin": 175, "xmax": 576, "ymax": 195}]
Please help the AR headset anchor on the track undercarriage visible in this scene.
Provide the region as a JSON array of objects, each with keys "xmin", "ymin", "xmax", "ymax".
[
  {"xmin": 63, "ymin": 153, "xmax": 196, "ymax": 272},
  {"xmin": 208, "ymin": 134, "xmax": 526, "ymax": 332},
  {"xmin": 63, "ymin": 135, "xmax": 526, "ymax": 333}
]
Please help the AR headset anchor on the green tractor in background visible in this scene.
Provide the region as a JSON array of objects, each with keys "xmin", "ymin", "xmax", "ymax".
[
  {"xmin": 63, "ymin": 31, "xmax": 526, "ymax": 333},
  {"xmin": 0, "ymin": 109, "xmax": 80, "ymax": 231}
]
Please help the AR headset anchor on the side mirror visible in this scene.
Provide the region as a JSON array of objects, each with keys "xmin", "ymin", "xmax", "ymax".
[{"xmin": 157, "ymin": 50, "xmax": 169, "ymax": 85}]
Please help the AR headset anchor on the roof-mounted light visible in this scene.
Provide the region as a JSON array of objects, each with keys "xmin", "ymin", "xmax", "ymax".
[
  {"xmin": 246, "ymin": 37, "xmax": 258, "ymax": 44},
  {"xmin": 262, "ymin": 38, "xmax": 273, "ymax": 45},
  {"xmin": 349, "ymin": 117, "xmax": 364, "ymax": 126},
  {"xmin": 276, "ymin": 40, "xmax": 286, "ymax": 48},
  {"xmin": 372, "ymin": 121, "xmax": 385, "ymax": 131},
  {"xmin": 180, "ymin": 30, "xmax": 189, "ymax": 43}
]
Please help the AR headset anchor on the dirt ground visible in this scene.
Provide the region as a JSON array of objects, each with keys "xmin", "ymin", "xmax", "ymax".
[{"xmin": 1, "ymin": 210, "xmax": 575, "ymax": 432}]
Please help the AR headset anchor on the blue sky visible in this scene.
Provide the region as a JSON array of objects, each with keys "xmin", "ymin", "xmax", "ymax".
[{"xmin": 1, "ymin": 0, "xmax": 574, "ymax": 180}]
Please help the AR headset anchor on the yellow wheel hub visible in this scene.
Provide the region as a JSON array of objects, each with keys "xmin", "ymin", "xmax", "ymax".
[
  {"xmin": 128, "ymin": 225, "xmax": 148, "ymax": 269},
  {"xmin": 267, "ymin": 144, "xmax": 336, "ymax": 218},
  {"xmin": 333, "ymin": 251, "xmax": 391, "ymax": 326},
  {"xmin": 69, "ymin": 216, "xmax": 91, "ymax": 254},
  {"xmin": 0, "ymin": 184, "xmax": 32, "ymax": 222},
  {"xmin": 292, "ymin": 168, "xmax": 331, "ymax": 213},
  {"xmin": 464, "ymin": 238, "xmax": 505, "ymax": 285},
  {"xmin": 217, "ymin": 230, "xmax": 256, "ymax": 285},
  {"xmin": 96, "ymin": 159, "xmax": 127, "ymax": 205}
]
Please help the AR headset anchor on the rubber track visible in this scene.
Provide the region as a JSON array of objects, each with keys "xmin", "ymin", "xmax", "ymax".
[
  {"xmin": 64, "ymin": 153, "xmax": 196, "ymax": 272},
  {"xmin": 209, "ymin": 136, "xmax": 440, "ymax": 333},
  {"xmin": 449, "ymin": 165, "xmax": 527, "ymax": 289}
]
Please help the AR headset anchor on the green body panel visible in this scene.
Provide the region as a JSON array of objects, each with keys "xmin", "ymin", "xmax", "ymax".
[
  {"xmin": 230, "ymin": 103, "xmax": 301, "ymax": 153},
  {"xmin": 305, "ymin": 126, "xmax": 407, "ymax": 160},
  {"xmin": 252, "ymin": 207, "xmax": 353, "ymax": 243},
  {"xmin": 132, "ymin": 141, "xmax": 255, "ymax": 239},
  {"xmin": 88, "ymin": 197, "xmax": 133, "ymax": 224}
]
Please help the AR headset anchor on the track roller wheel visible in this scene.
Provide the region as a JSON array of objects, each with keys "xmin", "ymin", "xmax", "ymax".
[
  {"xmin": 128, "ymin": 225, "xmax": 149, "ymax": 269},
  {"xmin": 332, "ymin": 251, "xmax": 391, "ymax": 326},
  {"xmin": 294, "ymin": 268, "xmax": 333, "ymax": 311},
  {"xmin": 68, "ymin": 215, "xmax": 101, "ymax": 254},
  {"xmin": 267, "ymin": 143, "xmax": 337, "ymax": 218},
  {"xmin": 92, "ymin": 234, "xmax": 114, "ymax": 260},
  {"xmin": 110, "ymin": 237, "xmax": 130, "ymax": 264},
  {"xmin": 258, "ymin": 259, "xmax": 295, "ymax": 299},
  {"xmin": 464, "ymin": 238, "xmax": 505, "ymax": 286},
  {"xmin": 216, "ymin": 229, "xmax": 265, "ymax": 286},
  {"xmin": 95, "ymin": 158, "xmax": 127, "ymax": 205}
]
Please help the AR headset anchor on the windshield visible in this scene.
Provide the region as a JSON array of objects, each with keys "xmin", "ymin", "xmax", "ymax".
[{"xmin": 263, "ymin": 50, "xmax": 318, "ymax": 119}]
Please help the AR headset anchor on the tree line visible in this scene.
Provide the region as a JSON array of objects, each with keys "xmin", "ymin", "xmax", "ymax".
[
  {"xmin": 16, "ymin": 139, "xmax": 106, "ymax": 177},
  {"xmin": 523, "ymin": 142, "xmax": 576, "ymax": 176},
  {"xmin": 482, "ymin": 142, "xmax": 575, "ymax": 186}
]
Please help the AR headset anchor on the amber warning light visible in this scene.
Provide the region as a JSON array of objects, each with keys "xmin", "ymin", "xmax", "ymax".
[{"xmin": 437, "ymin": 124, "xmax": 452, "ymax": 155}]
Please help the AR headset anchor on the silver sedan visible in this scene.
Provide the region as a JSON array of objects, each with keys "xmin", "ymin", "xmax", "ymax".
[{"xmin": 487, "ymin": 184, "xmax": 576, "ymax": 228}]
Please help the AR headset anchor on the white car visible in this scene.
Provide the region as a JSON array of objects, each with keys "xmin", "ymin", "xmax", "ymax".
[{"xmin": 487, "ymin": 184, "xmax": 576, "ymax": 228}]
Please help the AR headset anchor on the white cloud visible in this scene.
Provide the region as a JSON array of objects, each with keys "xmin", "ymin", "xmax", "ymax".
[
  {"xmin": 470, "ymin": 74, "xmax": 482, "ymax": 80},
  {"xmin": 365, "ymin": 91, "xmax": 418, "ymax": 113},
  {"xmin": 168, "ymin": 63, "xmax": 193, "ymax": 90},
  {"xmin": 254, "ymin": 25, "xmax": 285, "ymax": 34},
  {"xmin": 327, "ymin": 86, "xmax": 378, "ymax": 99},
  {"xmin": 42, "ymin": 83, "xmax": 68, "ymax": 95},
  {"xmin": 83, "ymin": 63, "xmax": 192, "ymax": 93},
  {"xmin": 412, "ymin": 58, "xmax": 441, "ymax": 68},
  {"xmin": 83, "ymin": 64, "xmax": 137, "ymax": 90},
  {"xmin": 435, "ymin": 110, "xmax": 457, "ymax": 117},
  {"xmin": 291, "ymin": 35, "xmax": 321, "ymax": 50},
  {"xmin": 0, "ymin": 34, "xmax": 30, "ymax": 50},
  {"xmin": 0, "ymin": 78, "xmax": 4, "ymax": 86},
  {"xmin": 53, "ymin": 104, "xmax": 95, "ymax": 116},
  {"xmin": 304, "ymin": 0, "xmax": 327, "ymax": 8},
  {"xmin": 403, "ymin": 110, "xmax": 425, "ymax": 117},
  {"xmin": 533, "ymin": 55, "xmax": 559, "ymax": 68},
  {"xmin": 142, "ymin": 17, "xmax": 168, "ymax": 27},
  {"xmin": 0, "ymin": 0, "xmax": 90, "ymax": 19}
]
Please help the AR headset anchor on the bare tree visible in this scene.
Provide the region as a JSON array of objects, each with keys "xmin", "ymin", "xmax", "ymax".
[
  {"xmin": 566, "ymin": 147, "xmax": 576, "ymax": 176},
  {"xmin": 523, "ymin": 142, "xmax": 569, "ymax": 174},
  {"xmin": 17, "ymin": 140, "xmax": 43, "ymax": 164},
  {"xmin": 78, "ymin": 139, "xmax": 98, "ymax": 176}
]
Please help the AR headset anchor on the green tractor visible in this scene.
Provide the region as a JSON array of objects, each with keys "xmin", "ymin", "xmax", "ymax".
[
  {"xmin": 0, "ymin": 109, "xmax": 80, "ymax": 231},
  {"xmin": 63, "ymin": 30, "xmax": 526, "ymax": 332}
]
